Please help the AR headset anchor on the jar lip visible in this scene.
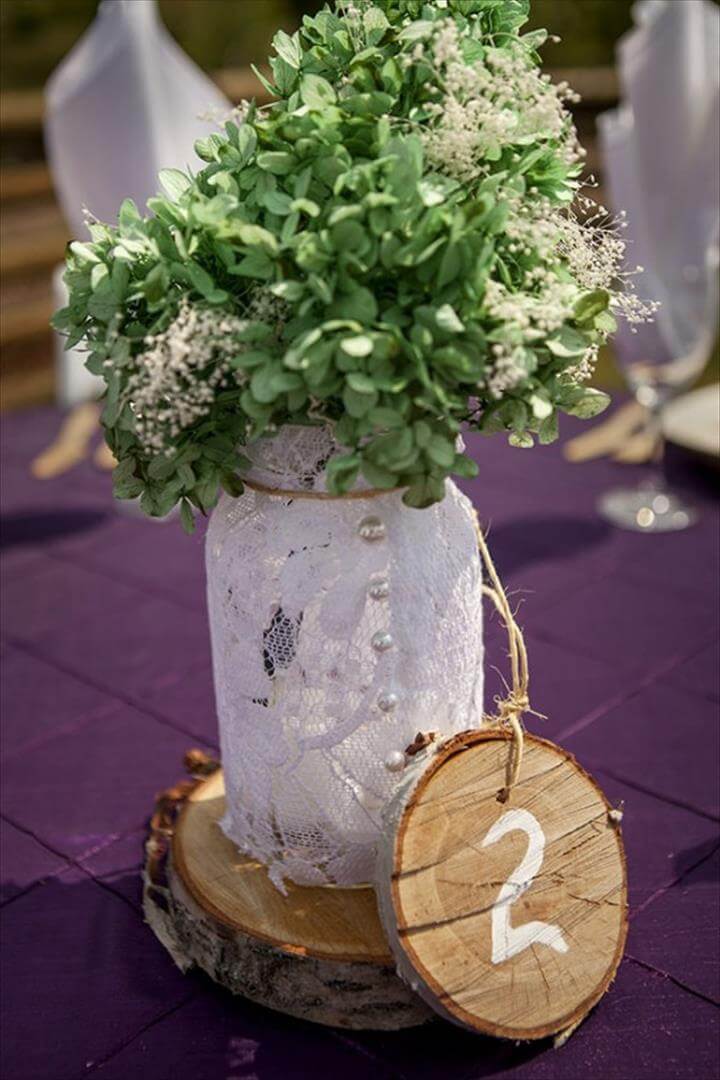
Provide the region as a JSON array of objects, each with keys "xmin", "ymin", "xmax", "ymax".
[{"xmin": 241, "ymin": 426, "xmax": 465, "ymax": 495}]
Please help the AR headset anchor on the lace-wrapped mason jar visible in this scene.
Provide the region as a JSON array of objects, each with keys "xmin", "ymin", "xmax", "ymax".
[{"xmin": 206, "ymin": 426, "xmax": 483, "ymax": 890}]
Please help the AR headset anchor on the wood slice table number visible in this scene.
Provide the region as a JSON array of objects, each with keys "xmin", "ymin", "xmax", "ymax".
[
  {"xmin": 375, "ymin": 729, "xmax": 628, "ymax": 1040},
  {"xmin": 144, "ymin": 732, "xmax": 627, "ymax": 1037}
]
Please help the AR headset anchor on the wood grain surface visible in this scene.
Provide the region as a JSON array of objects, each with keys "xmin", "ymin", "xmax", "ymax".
[
  {"xmin": 151, "ymin": 768, "xmax": 431, "ymax": 1029},
  {"xmin": 379, "ymin": 730, "xmax": 628, "ymax": 1040},
  {"xmin": 174, "ymin": 767, "xmax": 392, "ymax": 965}
]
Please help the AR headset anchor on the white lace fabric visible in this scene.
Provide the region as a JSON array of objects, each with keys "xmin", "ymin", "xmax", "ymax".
[{"xmin": 206, "ymin": 427, "xmax": 484, "ymax": 890}]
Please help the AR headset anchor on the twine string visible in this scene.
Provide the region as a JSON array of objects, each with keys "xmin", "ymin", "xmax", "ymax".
[
  {"xmin": 242, "ymin": 476, "xmax": 532, "ymax": 800},
  {"xmin": 476, "ymin": 519, "xmax": 533, "ymax": 801}
]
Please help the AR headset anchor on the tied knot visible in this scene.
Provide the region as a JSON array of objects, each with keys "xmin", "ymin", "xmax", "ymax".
[
  {"xmin": 482, "ymin": 691, "xmax": 528, "ymax": 732},
  {"xmin": 497, "ymin": 690, "xmax": 529, "ymax": 724}
]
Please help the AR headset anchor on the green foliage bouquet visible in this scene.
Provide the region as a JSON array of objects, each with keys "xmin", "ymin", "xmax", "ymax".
[{"xmin": 54, "ymin": 0, "xmax": 652, "ymax": 529}]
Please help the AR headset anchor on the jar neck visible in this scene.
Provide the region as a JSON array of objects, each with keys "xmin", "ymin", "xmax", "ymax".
[{"xmin": 242, "ymin": 425, "xmax": 373, "ymax": 494}]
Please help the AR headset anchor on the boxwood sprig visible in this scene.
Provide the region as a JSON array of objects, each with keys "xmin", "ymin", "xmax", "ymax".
[{"xmin": 54, "ymin": 0, "xmax": 653, "ymax": 528}]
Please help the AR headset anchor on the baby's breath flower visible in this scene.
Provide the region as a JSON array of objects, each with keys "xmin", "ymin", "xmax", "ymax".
[
  {"xmin": 420, "ymin": 19, "xmax": 582, "ymax": 181},
  {"xmin": 128, "ymin": 301, "xmax": 249, "ymax": 453}
]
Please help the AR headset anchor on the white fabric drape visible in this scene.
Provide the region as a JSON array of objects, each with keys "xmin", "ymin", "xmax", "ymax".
[
  {"xmin": 45, "ymin": 0, "xmax": 231, "ymax": 405},
  {"xmin": 598, "ymin": 0, "xmax": 720, "ymax": 373},
  {"xmin": 45, "ymin": 0, "xmax": 230, "ymax": 235}
]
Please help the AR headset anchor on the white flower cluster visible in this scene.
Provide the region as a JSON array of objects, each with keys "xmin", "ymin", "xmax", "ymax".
[
  {"xmin": 485, "ymin": 342, "xmax": 527, "ymax": 399},
  {"xmin": 484, "ymin": 273, "xmax": 579, "ymax": 338},
  {"xmin": 419, "ymin": 19, "xmax": 580, "ymax": 182},
  {"xmin": 127, "ymin": 301, "xmax": 248, "ymax": 453},
  {"xmin": 566, "ymin": 343, "xmax": 600, "ymax": 384}
]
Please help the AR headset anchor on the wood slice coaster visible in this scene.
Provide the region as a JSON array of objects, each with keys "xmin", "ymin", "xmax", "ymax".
[
  {"xmin": 375, "ymin": 730, "xmax": 628, "ymax": 1040},
  {"xmin": 143, "ymin": 763, "xmax": 431, "ymax": 1030}
]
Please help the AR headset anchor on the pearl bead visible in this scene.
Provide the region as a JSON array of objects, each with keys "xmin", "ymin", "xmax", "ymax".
[
  {"xmin": 368, "ymin": 578, "xmax": 390, "ymax": 600},
  {"xmin": 384, "ymin": 750, "xmax": 406, "ymax": 773},
  {"xmin": 371, "ymin": 631, "xmax": 394, "ymax": 652},
  {"xmin": 377, "ymin": 691, "xmax": 398, "ymax": 712},
  {"xmin": 358, "ymin": 516, "xmax": 385, "ymax": 542}
]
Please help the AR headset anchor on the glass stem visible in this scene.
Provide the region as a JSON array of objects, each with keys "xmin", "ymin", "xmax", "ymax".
[{"xmin": 643, "ymin": 401, "xmax": 667, "ymax": 494}]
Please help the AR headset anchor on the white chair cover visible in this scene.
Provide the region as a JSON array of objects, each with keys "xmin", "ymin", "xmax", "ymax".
[
  {"xmin": 44, "ymin": 0, "xmax": 231, "ymax": 405},
  {"xmin": 598, "ymin": 0, "xmax": 720, "ymax": 373},
  {"xmin": 45, "ymin": 0, "xmax": 230, "ymax": 235}
]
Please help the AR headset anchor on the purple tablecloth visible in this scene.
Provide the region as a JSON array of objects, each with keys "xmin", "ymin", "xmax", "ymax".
[{"xmin": 1, "ymin": 406, "xmax": 718, "ymax": 1080}]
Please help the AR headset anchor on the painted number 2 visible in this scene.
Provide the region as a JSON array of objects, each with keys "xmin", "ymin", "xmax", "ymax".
[{"xmin": 481, "ymin": 808, "xmax": 569, "ymax": 965}]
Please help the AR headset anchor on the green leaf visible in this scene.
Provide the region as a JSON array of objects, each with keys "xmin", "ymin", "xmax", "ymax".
[
  {"xmin": 263, "ymin": 190, "xmax": 293, "ymax": 215},
  {"xmin": 257, "ymin": 152, "xmax": 296, "ymax": 175},
  {"xmin": 402, "ymin": 475, "xmax": 446, "ymax": 509},
  {"xmin": 250, "ymin": 366, "xmax": 281, "ymax": 404},
  {"xmin": 237, "ymin": 224, "xmax": 278, "ymax": 251},
  {"xmin": 573, "ymin": 289, "xmax": 610, "ymax": 324},
  {"xmin": 538, "ymin": 412, "xmax": 559, "ymax": 444},
  {"xmin": 102, "ymin": 370, "xmax": 121, "ymax": 425},
  {"xmin": 50, "ymin": 306, "xmax": 72, "ymax": 331},
  {"xmin": 118, "ymin": 198, "xmax": 142, "ymax": 233},
  {"xmin": 341, "ymin": 91, "xmax": 394, "ymax": 116},
  {"xmin": 180, "ymin": 499, "xmax": 196, "ymax": 535},
  {"xmin": 346, "ymin": 371, "xmax": 376, "ymax": 394},
  {"xmin": 546, "ymin": 327, "xmax": 590, "ymax": 358},
  {"xmin": 361, "ymin": 459, "xmax": 397, "ymax": 489},
  {"xmin": 529, "ymin": 392, "xmax": 553, "ymax": 420},
  {"xmin": 158, "ymin": 169, "xmax": 191, "ymax": 201},
  {"xmin": 300, "ymin": 73, "xmax": 337, "ymax": 109},
  {"xmin": 69, "ymin": 241, "xmax": 100, "ymax": 264},
  {"xmin": 369, "ymin": 406, "xmax": 404, "ymax": 429},
  {"xmin": 250, "ymin": 63, "xmax": 276, "ymax": 97},
  {"xmin": 363, "ymin": 6, "xmax": 390, "ymax": 42},
  {"xmin": 595, "ymin": 310, "xmax": 618, "ymax": 334},
  {"xmin": 87, "ymin": 279, "xmax": 120, "ymax": 320},
  {"xmin": 435, "ymin": 304, "xmax": 465, "ymax": 334},
  {"xmin": 561, "ymin": 387, "xmax": 611, "ymax": 419},
  {"xmin": 197, "ymin": 475, "xmax": 219, "ymax": 513},
  {"xmin": 270, "ymin": 280, "xmax": 305, "ymax": 301},
  {"xmin": 343, "ymin": 384, "xmax": 377, "ymax": 417},
  {"xmin": 220, "ymin": 472, "xmax": 245, "ymax": 497},
  {"xmin": 437, "ymin": 244, "xmax": 461, "ymax": 287},
  {"xmin": 326, "ymin": 453, "xmax": 361, "ymax": 494},
  {"xmin": 142, "ymin": 263, "xmax": 169, "ymax": 304},
  {"xmin": 290, "ymin": 197, "xmax": 321, "ymax": 218},
  {"xmin": 426, "ymin": 436, "xmax": 456, "ymax": 469},
  {"xmin": 230, "ymin": 349, "xmax": 271, "ymax": 370},
  {"xmin": 329, "ymin": 287, "xmax": 377, "ymax": 324},
  {"xmin": 509, "ymin": 431, "xmax": 534, "ymax": 448},
  {"xmin": 233, "ymin": 249, "xmax": 274, "ymax": 280},
  {"xmin": 187, "ymin": 262, "xmax": 222, "ymax": 301},
  {"xmin": 237, "ymin": 124, "xmax": 258, "ymax": 164},
  {"xmin": 340, "ymin": 335, "xmax": 373, "ymax": 358},
  {"xmin": 370, "ymin": 428, "xmax": 414, "ymax": 469},
  {"xmin": 398, "ymin": 20, "xmax": 434, "ymax": 44},
  {"xmin": 273, "ymin": 29, "xmax": 302, "ymax": 69},
  {"xmin": 451, "ymin": 453, "xmax": 479, "ymax": 478},
  {"xmin": 331, "ymin": 219, "xmax": 368, "ymax": 251}
]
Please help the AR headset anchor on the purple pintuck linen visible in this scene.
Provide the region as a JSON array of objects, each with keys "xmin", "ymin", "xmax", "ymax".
[{"xmin": 1, "ymin": 406, "xmax": 718, "ymax": 1080}]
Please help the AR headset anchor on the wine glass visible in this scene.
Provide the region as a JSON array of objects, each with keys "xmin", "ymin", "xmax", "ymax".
[{"xmin": 598, "ymin": 241, "xmax": 719, "ymax": 532}]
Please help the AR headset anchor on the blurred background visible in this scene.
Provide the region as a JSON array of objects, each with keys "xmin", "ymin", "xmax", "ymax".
[
  {"xmin": 0, "ymin": 0, "xmax": 717, "ymax": 412},
  {"xmin": 1, "ymin": 11, "xmax": 718, "ymax": 1076}
]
